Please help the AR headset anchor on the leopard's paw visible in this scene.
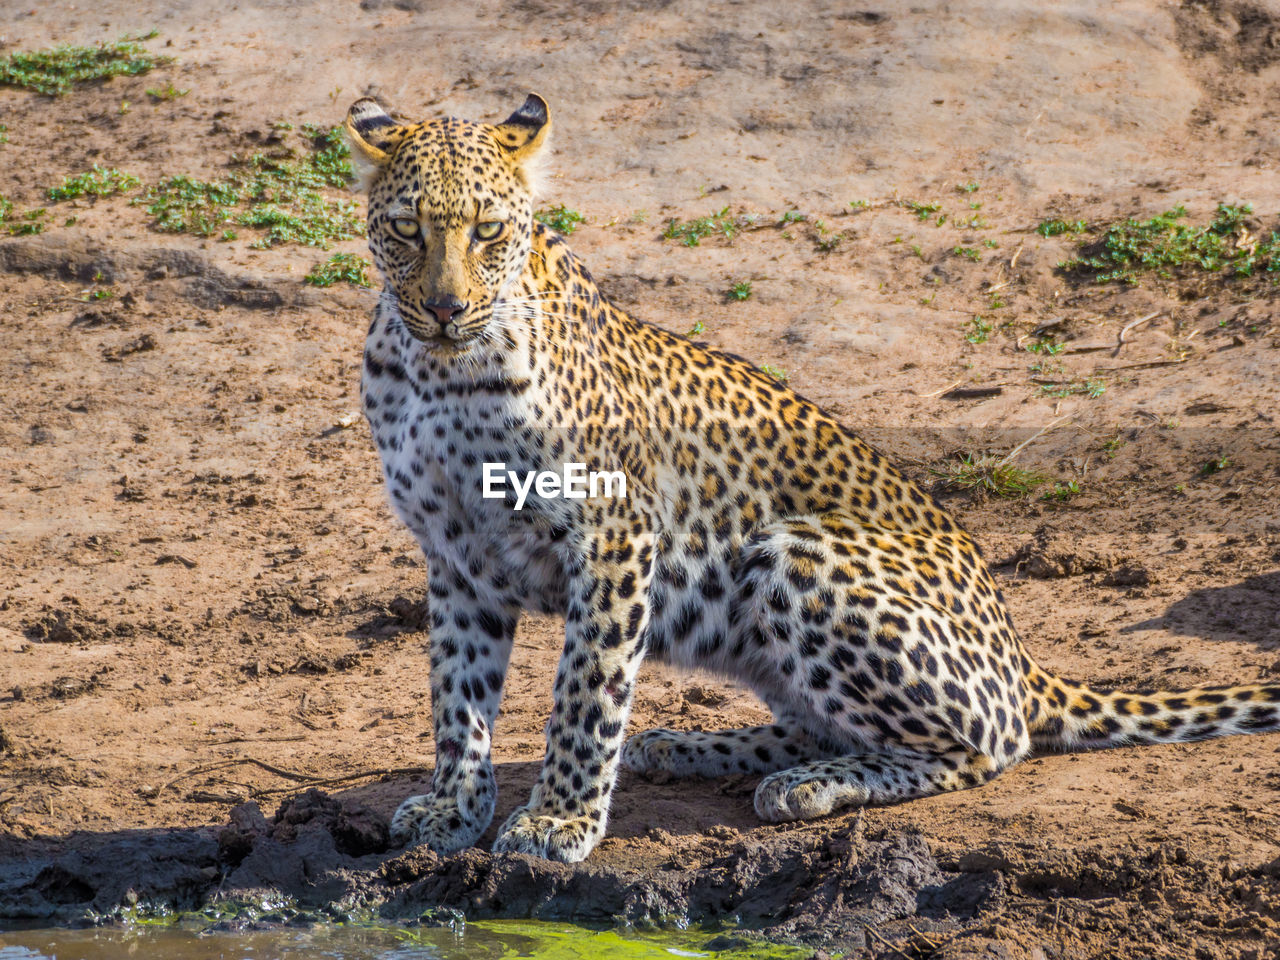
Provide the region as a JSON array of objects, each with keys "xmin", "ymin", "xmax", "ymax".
[
  {"xmin": 389, "ymin": 793, "xmax": 488, "ymax": 854},
  {"xmin": 491, "ymin": 806, "xmax": 602, "ymax": 863},
  {"xmin": 620, "ymin": 728, "xmax": 685, "ymax": 775},
  {"xmin": 753, "ymin": 766, "xmax": 867, "ymax": 822}
]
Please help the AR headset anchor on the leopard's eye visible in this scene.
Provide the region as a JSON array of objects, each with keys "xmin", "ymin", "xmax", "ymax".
[
  {"xmin": 475, "ymin": 221, "xmax": 503, "ymax": 241},
  {"xmin": 390, "ymin": 217, "xmax": 420, "ymax": 240}
]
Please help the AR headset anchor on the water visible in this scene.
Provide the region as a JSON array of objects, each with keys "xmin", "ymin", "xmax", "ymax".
[{"xmin": 0, "ymin": 920, "xmax": 804, "ymax": 960}]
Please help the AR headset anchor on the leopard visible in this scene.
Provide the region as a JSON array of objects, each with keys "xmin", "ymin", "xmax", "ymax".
[{"xmin": 343, "ymin": 92, "xmax": 1280, "ymax": 864}]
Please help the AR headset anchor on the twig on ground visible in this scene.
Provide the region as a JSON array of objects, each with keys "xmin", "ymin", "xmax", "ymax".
[
  {"xmin": 920, "ymin": 377, "xmax": 964, "ymax": 398},
  {"xmin": 153, "ymin": 755, "xmax": 432, "ymax": 800},
  {"xmin": 1112, "ymin": 311, "xmax": 1160, "ymax": 356},
  {"xmin": 865, "ymin": 924, "xmax": 913, "ymax": 959},
  {"xmin": 999, "ymin": 413, "xmax": 1072, "ymax": 466}
]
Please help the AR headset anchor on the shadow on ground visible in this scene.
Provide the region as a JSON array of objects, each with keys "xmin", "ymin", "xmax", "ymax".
[{"xmin": 1122, "ymin": 570, "xmax": 1280, "ymax": 649}]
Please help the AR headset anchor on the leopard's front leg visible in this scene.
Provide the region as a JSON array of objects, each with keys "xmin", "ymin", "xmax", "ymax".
[
  {"xmin": 493, "ymin": 530, "xmax": 653, "ymax": 863},
  {"xmin": 390, "ymin": 551, "xmax": 520, "ymax": 854}
]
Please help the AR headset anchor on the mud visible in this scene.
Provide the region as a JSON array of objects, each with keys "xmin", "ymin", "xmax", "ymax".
[{"xmin": 5, "ymin": 788, "xmax": 1279, "ymax": 957}]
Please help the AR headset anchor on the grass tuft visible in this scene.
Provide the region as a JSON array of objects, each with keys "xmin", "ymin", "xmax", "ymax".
[
  {"xmin": 933, "ymin": 454, "xmax": 1048, "ymax": 498},
  {"xmin": 534, "ymin": 204, "xmax": 584, "ymax": 235},
  {"xmin": 758, "ymin": 363, "xmax": 788, "ymax": 383},
  {"xmin": 662, "ymin": 206, "xmax": 739, "ymax": 246},
  {"xmin": 134, "ymin": 126, "xmax": 360, "ymax": 248},
  {"xmin": 0, "ymin": 35, "xmax": 170, "ymax": 96},
  {"xmin": 1061, "ymin": 203, "xmax": 1278, "ymax": 283},
  {"xmin": 965, "ymin": 316, "xmax": 994, "ymax": 344},
  {"xmin": 146, "ymin": 82, "xmax": 188, "ymax": 101},
  {"xmin": 304, "ymin": 253, "xmax": 372, "ymax": 287},
  {"xmin": 48, "ymin": 166, "xmax": 141, "ymax": 202},
  {"xmin": 1040, "ymin": 480, "xmax": 1082, "ymax": 502},
  {"xmin": 1200, "ymin": 455, "xmax": 1230, "ymax": 475},
  {"xmin": 0, "ymin": 196, "xmax": 47, "ymax": 235},
  {"xmin": 1036, "ymin": 218, "xmax": 1087, "ymax": 238}
]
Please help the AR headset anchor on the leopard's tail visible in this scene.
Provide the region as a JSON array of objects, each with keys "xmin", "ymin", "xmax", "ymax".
[{"xmin": 1024, "ymin": 663, "xmax": 1280, "ymax": 752}]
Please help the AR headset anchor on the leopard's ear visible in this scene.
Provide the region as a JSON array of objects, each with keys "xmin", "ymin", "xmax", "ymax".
[
  {"xmin": 344, "ymin": 98, "xmax": 408, "ymax": 189},
  {"xmin": 494, "ymin": 93, "xmax": 550, "ymax": 165}
]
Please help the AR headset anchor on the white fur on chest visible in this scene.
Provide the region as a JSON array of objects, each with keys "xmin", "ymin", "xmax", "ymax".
[{"xmin": 362, "ymin": 316, "xmax": 570, "ymax": 605}]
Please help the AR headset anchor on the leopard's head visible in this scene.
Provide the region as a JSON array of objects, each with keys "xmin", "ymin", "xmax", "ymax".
[{"xmin": 345, "ymin": 94, "xmax": 550, "ymax": 349}]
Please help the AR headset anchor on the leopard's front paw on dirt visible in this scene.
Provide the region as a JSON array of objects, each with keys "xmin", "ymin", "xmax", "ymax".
[
  {"xmin": 491, "ymin": 806, "xmax": 602, "ymax": 862},
  {"xmin": 753, "ymin": 768, "xmax": 865, "ymax": 822},
  {"xmin": 388, "ymin": 793, "xmax": 486, "ymax": 854}
]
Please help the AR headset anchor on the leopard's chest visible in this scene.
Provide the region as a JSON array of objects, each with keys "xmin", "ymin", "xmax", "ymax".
[{"xmin": 362, "ymin": 322, "xmax": 570, "ymax": 608}]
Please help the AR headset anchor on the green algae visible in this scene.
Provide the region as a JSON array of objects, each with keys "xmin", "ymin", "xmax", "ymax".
[{"xmin": 0, "ymin": 919, "xmax": 816, "ymax": 960}]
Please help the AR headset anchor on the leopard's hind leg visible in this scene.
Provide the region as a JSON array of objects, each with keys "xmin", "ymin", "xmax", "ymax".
[
  {"xmin": 720, "ymin": 512, "xmax": 1031, "ymax": 820},
  {"xmin": 622, "ymin": 716, "xmax": 837, "ymax": 778},
  {"xmin": 753, "ymin": 748, "xmax": 999, "ymax": 820}
]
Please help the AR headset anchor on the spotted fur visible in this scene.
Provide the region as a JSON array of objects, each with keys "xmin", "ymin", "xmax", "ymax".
[{"xmin": 345, "ymin": 94, "xmax": 1280, "ymax": 864}]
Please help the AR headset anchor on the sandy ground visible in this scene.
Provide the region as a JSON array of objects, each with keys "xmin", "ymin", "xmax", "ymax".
[{"xmin": 1, "ymin": 0, "xmax": 1279, "ymax": 956}]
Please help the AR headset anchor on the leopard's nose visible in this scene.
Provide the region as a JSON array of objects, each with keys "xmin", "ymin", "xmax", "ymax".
[{"xmin": 424, "ymin": 297, "xmax": 467, "ymax": 326}]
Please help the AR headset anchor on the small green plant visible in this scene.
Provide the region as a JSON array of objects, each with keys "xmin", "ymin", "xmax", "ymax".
[
  {"xmin": 1037, "ymin": 218, "xmax": 1088, "ymax": 238},
  {"xmin": 982, "ymin": 238, "xmax": 999, "ymax": 248},
  {"xmin": 813, "ymin": 222, "xmax": 845, "ymax": 252},
  {"xmin": 534, "ymin": 203, "xmax": 584, "ymax": 235},
  {"xmin": 135, "ymin": 127, "xmax": 360, "ymax": 248},
  {"xmin": 904, "ymin": 200, "xmax": 941, "ymax": 221},
  {"xmin": 1041, "ymin": 480, "xmax": 1081, "ymax": 502},
  {"xmin": 146, "ymin": 82, "xmax": 188, "ymax": 101},
  {"xmin": 957, "ymin": 181, "xmax": 980, "ymax": 193},
  {"xmin": 953, "ymin": 246, "xmax": 981, "ymax": 261},
  {"xmin": 1026, "ymin": 337, "xmax": 1063, "ymax": 355},
  {"xmin": 662, "ymin": 206, "xmax": 738, "ymax": 246},
  {"xmin": 933, "ymin": 453, "xmax": 1048, "ymax": 498},
  {"xmin": 139, "ymin": 174, "xmax": 240, "ymax": 235},
  {"xmin": 728, "ymin": 279, "xmax": 753, "ymax": 301},
  {"xmin": 304, "ymin": 252, "xmax": 372, "ymax": 287},
  {"xmin": 1038, "ymin": 377, "xmax": 1106, "ymax": 399},
  {"xmin": 3, "ymin": 205, "xmax": 47, "ymax": 235},
  {"xmin": 0, "ymin": 123, "xmax": 8, "ymax": 145},
  {"xmin": 1102, "ymin": 435, "xmax": 1125, "ymax": 459},
  {"xmin": 965, "ymin": 315, "xmax": 994, "ymax": 344},
  {"xmin": 848, "ymin": 199, "xmax": 869, "ymax": 211},
  {"xmin": 686, "ymin": 320, "xmax": 705, "ymax": 338},
  {"xmin": 1200, "ymin": 455, "xmax": 1230, "ymax": 475},
  {"xmin": 1061, "ymin": 203, "xmax": 1279, "ymax": 283},
  {"xmin": 910, "ymin": 243, "xmax": 924, "ymax": 259},
  {"xmin": 0, "ymin": 35, "xmax": 170, "ymax": 95},
  {"xmin": 780, "ymin": 209, "xmax": 806, "ymax": 224},
  {"xmin": 1029, "ymin": 356, "xmax": 1063, "ymax": 376},
  {"xmin": 759, "ymin": 363, "xmax": 789, "ymax": 383},
  {"xmin": 47, "ymin": 165, "xmax": 140, "ymax": 201}
]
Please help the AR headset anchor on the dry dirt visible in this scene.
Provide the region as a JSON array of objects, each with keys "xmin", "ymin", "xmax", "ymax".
[{"xmin": 1, "ymin": 1, "xmax": 1279, "ymax": 957}]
